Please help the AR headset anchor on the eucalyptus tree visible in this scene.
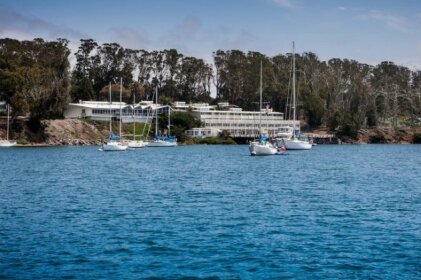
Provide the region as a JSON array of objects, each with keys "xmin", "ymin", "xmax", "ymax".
[
  {"xmin": 371, "ymin": 61, "xmax": 412, "ymax": 126},
  {"xmin": 162, "ymin": 49, "xmax": 183, "ymax": 99},
  {"xmin": 411, "ymin": 71, "xmax": 421, "ymax": 123},
  {"xmin": 213, "ymin": 50, "xmax": 248, "ymax": 107},
  {"xmin": 0, "ymin": 38, "xmax": 71, "ymax": 120},
  {"xmin": 70, "ymin": 38, "xmax": 99, "ymax": 101},
  {"xmin": 177, "ymin": 56, "xmax": 213, "ymax": 102}
]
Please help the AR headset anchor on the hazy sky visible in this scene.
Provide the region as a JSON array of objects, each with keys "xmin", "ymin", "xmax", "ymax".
[{"xmin": 1, "ymin": 0, "xmax": 420, "ymax": 69}]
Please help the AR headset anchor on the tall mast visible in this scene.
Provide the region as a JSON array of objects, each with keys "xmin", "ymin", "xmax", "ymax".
[
  {"xmin": 6, "ymin": 104, "xmax": 10, "ymax": 141},
  {"xmin": 259, "ymin": 61, "xmax": 262, "ymax": 135},
  {"xmin": 292, "ymin": 41, "xmax": 296, "ymax": 136},
  {"xmin": 155, "ymin": 87, "xmax": 158, "ymax": 137},
  {"xmin": 119, "ymin": 77, "xmax": 123, "ymax": 139},
  {"xmin": 133, "ymin": 93, "xmax": 136, "ymax": 141},
  {"xmin": 109, "ymin": 82, "xmax": 112, "ymax": 136},
  {"xmin": 168, "ymin": 106, "xmax": 171, "ymax": 136}
]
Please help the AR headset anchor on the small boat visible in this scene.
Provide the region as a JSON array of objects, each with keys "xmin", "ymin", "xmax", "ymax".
[
  {"xmin": 0, "ymin": 104, "xmax": 16, "ymax": 147},
  {"xmin": 127, "ymin": 140, "xmax": 148, "ymax": 148},
  {"xmin": 102, "ymin": 80, "xmax": 127, "ymax": 152},
  {"xmin": 127, "ymin": 94, "xmax": 147, "ymax": 148},
  {"xmin": 274, "ymin": 126, "xmax": 293, "ymax": 147},
  {"xmin": 102, "ymin": 137, "xmax": 128, "ymax": 151},
  {"xmin": 284, "ymin": 137, "xmax": 312, "ymax": 150},
  {"xmin": 249, "ymin": 135, "xmax": 277, "ymax": 156},
  {"xmin": 282, "ymin": 42, "xmax": 312, "ymax": 150},
  {"xmin": 249, "ymin": 62, "xmax": 277, "ymax": 156},
  {"xmin": 147, "ymin": 87, "xmax": 177, "ymax": 147},
  {"xmin": 147, "ymin": 136, "xmax": 177, "ymax": 147}
]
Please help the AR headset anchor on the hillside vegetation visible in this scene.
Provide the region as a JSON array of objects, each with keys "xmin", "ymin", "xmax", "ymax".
[{"xmin": 1, "ymin": 37, "xmax": 420, "ymax": 141}]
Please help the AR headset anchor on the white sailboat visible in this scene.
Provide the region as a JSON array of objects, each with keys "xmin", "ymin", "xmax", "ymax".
[
  {"xmin": 127, "ymin": 94, "xmax": 147, "ymax": 148},
  {"xmin": 249, "ymin": 62, "xmax": 278, "ymax": 156},
  {"xmin": 147, "ymin": 87, "xmax": 177, "ymax": 147},
  {"xmin": 102, "ymin": 80, "xmax": 128, "ymax": 151},
  {"xmin": 282, "ymin": 42, "xmax": 312, "ymax": 150},
  {"xmin": 0, "ymin": 104, "xmax": 17, "ymax": 147}
]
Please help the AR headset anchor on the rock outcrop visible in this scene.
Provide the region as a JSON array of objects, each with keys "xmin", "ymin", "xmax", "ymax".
[
  {"xmin": 42, "ymin": 119, "xmax": 105, "ymax": 145},
  {"xmin": 356, "ymin": 127, "xmax": 415, "ymax": 144}
]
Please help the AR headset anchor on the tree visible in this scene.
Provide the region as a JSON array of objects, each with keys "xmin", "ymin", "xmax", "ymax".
[
  {"xmin": 71, "ymin": 39, "xmax": 100, "ymax": 100},
  {"xmin": 0, "ymin": 38, "xmax": 71, "ymax": 120}
]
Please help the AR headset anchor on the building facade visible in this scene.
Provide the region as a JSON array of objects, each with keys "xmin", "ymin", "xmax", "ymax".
[
  {"xmin": 64, "ymin": 100, "xmax": 300, "ymax": 138},
  {"xmin": 173, "ymin": 101, "xmax": 299, "ymax": 138},
  {"xmin": 64, "ymin": 100, "xmax": 167, "ymax": 123}
]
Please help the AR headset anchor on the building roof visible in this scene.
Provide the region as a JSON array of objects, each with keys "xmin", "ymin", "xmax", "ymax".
[{"xmin": 69, "ymin": 100, "xmax": 166, "ymax": 110}]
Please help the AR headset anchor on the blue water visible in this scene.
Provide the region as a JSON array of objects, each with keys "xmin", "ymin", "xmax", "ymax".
[{"xmin": 0, "ymin": 145, "xmax": 420, "ymax": 279}]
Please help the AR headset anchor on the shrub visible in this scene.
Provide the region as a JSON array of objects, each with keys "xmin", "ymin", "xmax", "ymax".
[{"xmin": 413, "ymin": 132, "xmax": 421, "ymax": 143}]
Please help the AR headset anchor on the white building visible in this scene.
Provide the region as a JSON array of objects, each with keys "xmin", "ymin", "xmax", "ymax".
[
  {"xmin": 64, "ymin": 100, "xmax": 167, "ymax": 123},
  {"xmin": 185, "ymin": 127, "xmax": 221, "ymax": 138},
  {"xmin": 173, "ymin": 101, "xmax": 299, "ymax": 138},
  {"xmin": 65, "ymin": 100, "xmax": 300, "ymax": 138}
]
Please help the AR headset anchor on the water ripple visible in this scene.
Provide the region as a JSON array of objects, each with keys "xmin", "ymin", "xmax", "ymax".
[{"xmin": 0, "ymin": 145, "xmax": 420, "ymax": 279}]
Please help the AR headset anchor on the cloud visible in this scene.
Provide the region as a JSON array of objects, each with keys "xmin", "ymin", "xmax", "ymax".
[
  {"xmin": 0, "ymin": 7, "xmax": 85, "ymax": 40},
  {"xmin": 109, "ymin": 27, "xmax": 151, "ymax": 49},
  {"xmin": 169, "ymin": 16, "xmax": 202, "ymax": 41},
  {"xmin": 156, "ymin": 16, "xmax": 203, "ymax": 54},
  {"xmin": 360, "ymin": 10, "xmax": 410, "ymax": 32},
  {"xmin": 272, "ymin": 0, "xmax": 295, "ymax": 8},
  {"xmin": 337, "ymin": 6, "xmax": 347, "ymax": 11}
]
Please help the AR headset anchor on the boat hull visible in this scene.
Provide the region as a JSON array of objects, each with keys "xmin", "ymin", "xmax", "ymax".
[
  {"xmin": 147, "ymin": 140, "xmax": 177, "ymax": 147},
  {"xmin": 0, "ymin": 140, "xmax": 16, "ymax": 147},
  {"xmin": 127, "ymin": 140, "xmax": 148, "ymax": 148},
  {"xmin": 284, "ymin": 139, "xmax": 312, "ymax": 150},
  {"xmin": 249, "ymin": 142, "xmax": 277, "ymax": 156},
  {"xmin": 102, "ymin": 142, "xmax": 128, "ymax": 151}
]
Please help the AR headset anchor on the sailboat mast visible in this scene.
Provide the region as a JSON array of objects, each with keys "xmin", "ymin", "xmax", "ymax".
[
  {"xmin": 133, "ymin": 93, "xmax": 136, "ymax": 141},
  {"xmin": 292, "ymin": 41, "xmax": 296, "ymax": 136},
  {"xmin": 155, "ymin": 87, "xmax": 158, "ymax": 137},
  {"xmin": 109, "ymin": 82, "xmax": 112, "ymax": 135},
  {"xmin": 6, "ymin": 104, "xmax": 10, "ymax": 141},
  {"xmin": 259, "ymin": 61, "xmax": 262, "ymax": 134},
  {"xmin": 119, "ymin": 78, "xmax": 123, "ymax": 139},
  {"xmin": 168, "ymin": 106, "xmax": 171, "ymax": 136}
]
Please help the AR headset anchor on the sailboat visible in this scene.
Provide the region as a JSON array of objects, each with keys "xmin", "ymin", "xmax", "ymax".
[
  {"xmin": 127, "ymin": 94, "xmax": 147, "ymax": 148},
  {"xmin": 147, "ymin": 87, "xmax": 177, "ymax": 147},
  {"xmin": 102, "ymin": 80, "xmax": 128, "ymax": 151},
  {"xmin": 249, "ymin": 62, "xmax": 278, "ymax": 156},
  {"xmin": 0, "ymin": 104, "xmax": 17, "ymax": 147},
  {"xmin": 280, "ymin": 42, "xmax": 312, "ymax": 150}
]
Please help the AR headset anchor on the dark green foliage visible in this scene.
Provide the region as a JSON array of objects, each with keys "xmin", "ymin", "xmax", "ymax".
[
  {"xmin": 413, "ymin": 132, "xmax": 421, "ymax": 143},
  {"xmin": 192, "ymin": 136, "xmax": 236, "ymax": 145},
  {"xmin": 2, "ymin": 36, "xmax": 421, "ymax": 141},
  {"xmin": 0, "ymin": 38, "xmax": 71, "ymax": 119},
  {"xmin": 158, "ymin": 111, "xmax": 201, "ymax": 142},
  {"xmin": 70, "ymin": 76, "xmax": 95, "ymax": 102},
  {"xmin": 194, "ymin": 137, "xmax": 220, "ymax": 144}
]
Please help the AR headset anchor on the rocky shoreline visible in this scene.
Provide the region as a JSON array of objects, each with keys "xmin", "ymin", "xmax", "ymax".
[
  {"xmin": 2, "ymin": 119, "xmax": 421, "ymax": 146},
  {"xmin": 342, "ymin": 127, "xmax": 421, "ymax": 144}
]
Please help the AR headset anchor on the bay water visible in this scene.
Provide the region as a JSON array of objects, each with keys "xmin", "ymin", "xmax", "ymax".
[{"xmin": 0, "ymin": 145, "xmax": 420, "ymax": 279}]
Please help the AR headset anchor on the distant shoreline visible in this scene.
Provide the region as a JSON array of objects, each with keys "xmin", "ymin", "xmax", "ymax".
[{"xmin": 2, "ymin": 119, "xmax": 421, "ymax": 146}]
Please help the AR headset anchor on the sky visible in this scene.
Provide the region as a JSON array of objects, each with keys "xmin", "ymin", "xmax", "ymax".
[{"xmin": 0, "ymin": 0, "xmax": 420, "ymax": 70}]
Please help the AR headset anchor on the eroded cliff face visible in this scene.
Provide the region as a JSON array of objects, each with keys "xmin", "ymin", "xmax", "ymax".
[
  {"xmin": 42, "ymin": 119, "xmax": 106, "ymax": 145},
  {"xmin": 307, "ymin": 127, "xmax": 421, "ymax": 144},
  {"xmin": 0, "ymin": 119, "xmax": 107, "ymax": 146},
  {"xmin": 356, "ymin": 128, "xmax": 417, "ymax": 144},
  {"xmin": 3, "ymin": 118, "xmax": 421, "ymax": 146}
]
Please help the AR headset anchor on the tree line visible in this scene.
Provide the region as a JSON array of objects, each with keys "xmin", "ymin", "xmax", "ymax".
[{"xmin": 1, "ymin": 37, "xmax": 420, "ymax": 137}]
